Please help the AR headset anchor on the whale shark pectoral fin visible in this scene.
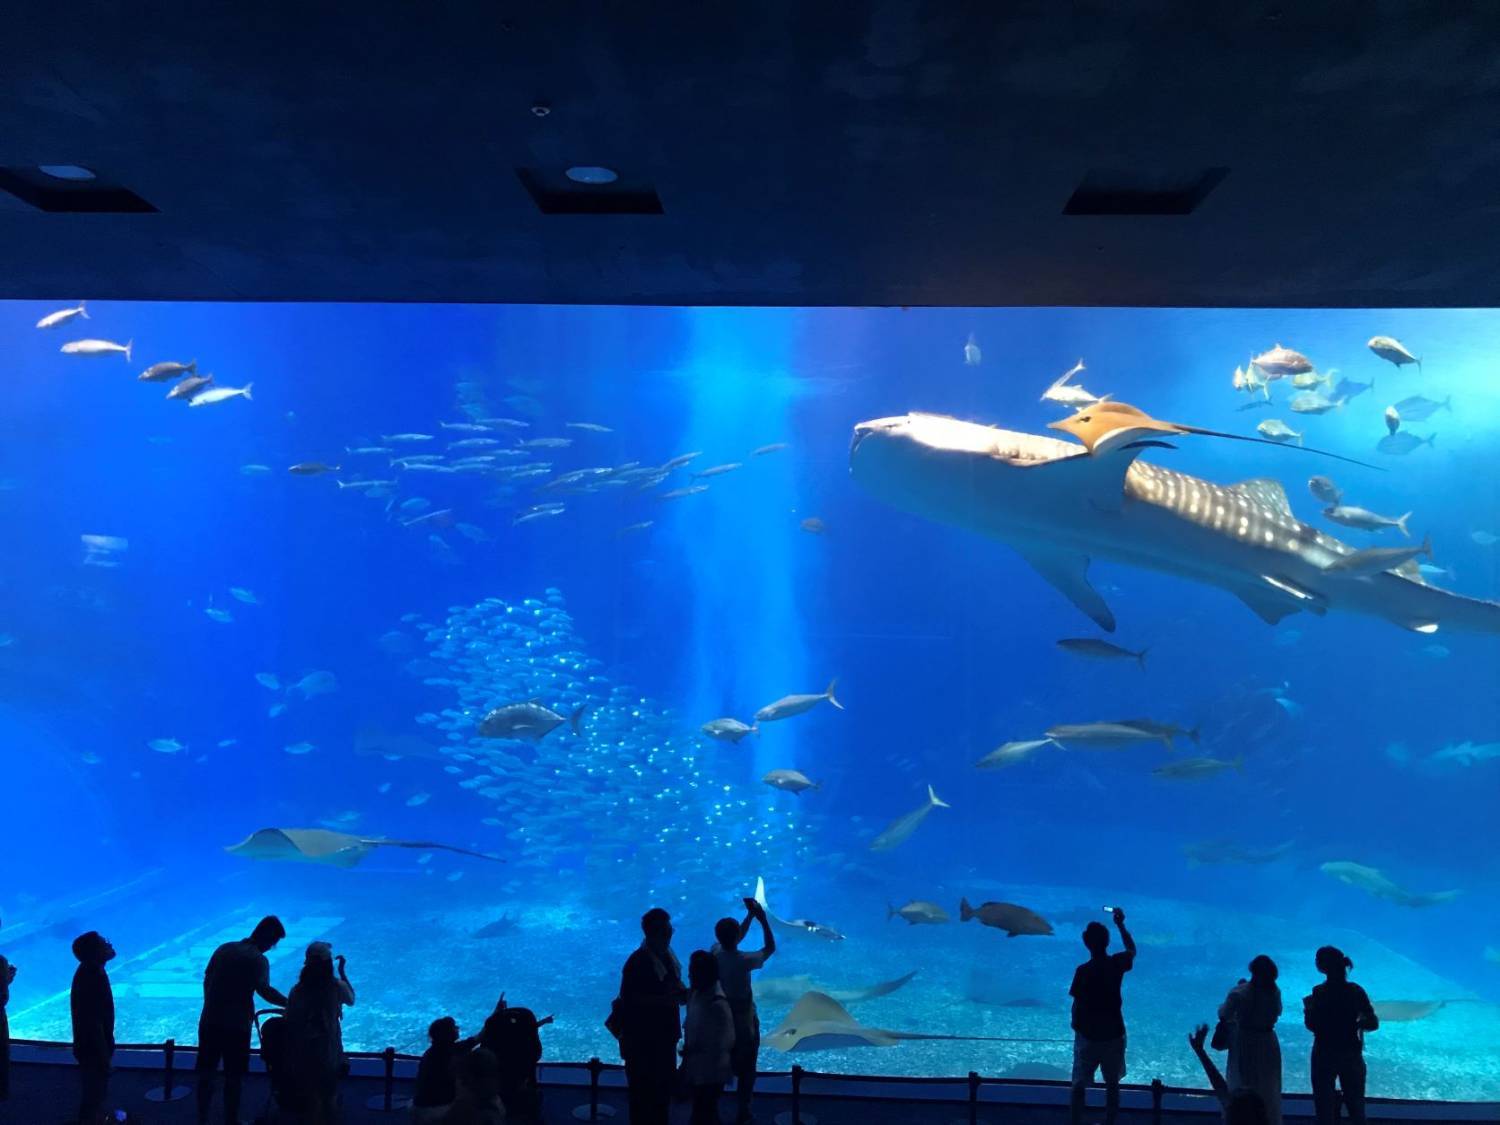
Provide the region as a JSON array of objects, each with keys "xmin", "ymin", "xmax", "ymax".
[
  {"xmin": 1016, "ymin": 548, "xmax": 1116, "ymax": 632},
  {"xmin": 1238, "ymin": 574, "xmax": 1327, "ymax": 625}
]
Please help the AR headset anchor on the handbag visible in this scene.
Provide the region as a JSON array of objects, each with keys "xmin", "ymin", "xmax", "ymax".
[{"xmin": 1210, "ymin": 1019, "xmax": 1232, "ymax": 1051}]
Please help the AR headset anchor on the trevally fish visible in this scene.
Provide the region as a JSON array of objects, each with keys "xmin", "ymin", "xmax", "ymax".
[
  {"xmin": 1256, "ymin": 419, "xmax": 1302, "ymax": 445},
  {"xmin": 61, "ymin": 337, "xmax": 131, "ymax": 360},
  {"xmin": 701, "ymin": 718, "xmax": 758, "ymax": 743},
  {"xmin": 1055, "ymin": 638, "xmax": 1146, "ymax": 668},
  {"xmin": 478, "ymin": 700, "xmax": 583, "ymax": 740},
  {"xmin": 1288, "ymin": 391, "xmax": 1344, "ymax": 415},
  {"xmin": 188, "ymin": 383, "xmax": 252, "ymax": 406},
  {"xmin": 36, "ymin": 302, "xmax": 88, "ymax": 328},
  {"xmin": 1152, "ymin": 756, "xmax": 1241, "ymax": 781},
  {"xmin": 1367, "ymin": 335, "xmax": 1420, "ymax": 371},
  {"xmin": 1376, "ymin": 431, "xmax": 1433, "ymax": 455},
  {"xmin": 762, "ymin": 769, "xmax": 819, "ymax": 794},
  {"xmin": 1249, "ymin": 343, "xmax": 1313, "ymax": 378},
  {"xmin": 138, "ymin": 359, "xmax": 196, "ymax": 382},
  {"xmin": 1322, "ymin": 505, "xmax": 1410, "ymax": 537},
  {"xmin": 167, "ymin": 374, "xmax": 214, "ymax": 401},
  {"xmin": 1391, "ymin": 394, "xmax": 1450, "ymax": 421},
  {"xmin": 1308, "ymin": 476, "xmax": 1342, "ymax": 505},
  {"xmin": 889, "ymin": 901, "xmax": 950, "ymax": 925},
  {"xmin": 755, "ymin": 680, "xmax": 842, "ymax": 723},
  {"xmin": 870, "ymin": 785, "xmax": 950, "ymax": 852},
  {"xmin": 975, "ymin": 738, "xmax": 1057, "ymax": 769}
]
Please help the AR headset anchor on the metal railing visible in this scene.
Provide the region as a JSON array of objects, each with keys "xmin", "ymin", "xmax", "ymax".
[{"xmin": 10, "ymin": 1037, "xmax": 1500, "ymax": 1122}]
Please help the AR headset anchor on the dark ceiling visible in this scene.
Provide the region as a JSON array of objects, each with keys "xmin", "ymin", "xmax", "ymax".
[{"xmin": 4, "ymin": 3, "xmax": 1499, "ymax": 307}]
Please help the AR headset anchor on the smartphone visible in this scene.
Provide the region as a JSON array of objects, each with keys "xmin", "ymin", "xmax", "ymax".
[{"xmin": 1102, "ymin": 905, "xmax": 1117, "ymax": 915}]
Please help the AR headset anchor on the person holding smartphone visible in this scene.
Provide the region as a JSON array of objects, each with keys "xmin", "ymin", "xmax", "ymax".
[{"xmin": 1069, "ymin": 906, "xmax": 1137, "ymax": 1125}]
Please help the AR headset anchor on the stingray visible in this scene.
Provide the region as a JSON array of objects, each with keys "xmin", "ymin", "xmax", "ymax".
[
  {"xmin": 757, "ymin": 970, "xmax": 918, "ymax": 1006},
  {"xmin": 226, "ymin": 827, "xmax": 501, "ymax": 868},
  {"xmin": 1050, "ymin": 401, "xmax": 1381, "ymax": 469},
  {"xmin": 763, "ymin": 991, "xmax": 1067, "ymax": 1052},
  {"xmin": 1372, "ymin": 998, "xmax": 1477, "ymax": 1022}
]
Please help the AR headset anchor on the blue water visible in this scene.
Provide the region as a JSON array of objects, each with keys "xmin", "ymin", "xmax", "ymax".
[{"xmin": 2, "ymin": 303, "xmax": 1498, "ymax": 1098}]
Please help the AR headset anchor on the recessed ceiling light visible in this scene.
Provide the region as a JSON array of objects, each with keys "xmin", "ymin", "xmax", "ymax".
[
  {"xmin": 37, "ymin": 164, "xmax": 97, "ymax": 181},
  {"xmin": 565, "ymin": 166, "xmax": 618, "ymax": 185}
]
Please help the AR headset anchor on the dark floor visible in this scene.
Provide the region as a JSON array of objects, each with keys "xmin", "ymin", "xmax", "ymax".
[{"xmin": 0, "ymin": 1059, "xmax": 1487, "ymax": 1125}]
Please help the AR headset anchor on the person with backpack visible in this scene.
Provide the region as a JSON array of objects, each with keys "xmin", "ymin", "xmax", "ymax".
[
  {"xmin": 282, "ymin": 941, "xmax": 355, "ymax": 1124},
  {"xmin": 70, "ymin": 931, "xmax": 116, "ymax": 1125},
  {"xmin": 1303, "ymin": 946, "xmax": 1378, "ymax": 1125},
  {"xmin": 477, "ymin": 995, "xmax": 552, "ymax": 1123},
  {"xmin": 614, "ymin": 908, "xmax": 687, "ymax": 1125}
]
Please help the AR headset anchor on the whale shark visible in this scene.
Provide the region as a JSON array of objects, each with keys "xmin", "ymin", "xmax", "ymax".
[{"xmin": 849, "ymin": 410, "xmax": 1500, "ymax": 635}]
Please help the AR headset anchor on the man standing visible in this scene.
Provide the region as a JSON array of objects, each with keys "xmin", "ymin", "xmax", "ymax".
[
  {"xmin": 1069, "ymin": 907, "xmax": 1136, "ymax": 1125},
  {"xmin": 712, "ymin": 897, "xmax": 776, "ymax": 1125},
  {"xmin": 196, "ymin": 915, "xmax": 288, "ymax": 1125},
  {"xmin": 70, "ymin": 931, "xmax": 116, "ymax": 1125},
  {"xmin": 616, "ymin": 908, "xmax": 687, "ymax": 1125}
]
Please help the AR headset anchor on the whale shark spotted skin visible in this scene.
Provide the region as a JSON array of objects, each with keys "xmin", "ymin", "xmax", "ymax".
[{"xmin": 849, "ymin": 412, "xmax": 1500, "ymax": 636}]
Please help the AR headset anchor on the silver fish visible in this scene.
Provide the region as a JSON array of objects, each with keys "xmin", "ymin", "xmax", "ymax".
[
  {"xmin": 138, "ymin": 359, "xmax": 197, "ymax": 382},
  {"xmin": 1323, "ymin": 536, "xmax": 1432, "ymax": 578},
  {"xmin": 1322, "ymin": 505, "xmax": 1410, "ymax": 537},
  {"xmin": 1367, "ymin": 336, "xmax": 1420, "ymax": 371},
  {"xmin": 870, "ymin": 785, "xmax": 950, "ymax": 851},
  {"xmin": 62, "ymin": 337, "xmax": 131, "ymax": 360},
  {"xmin": 755, "ymin": 679, "xmax": 842, "ymax": 723},
  {"xmin": 36, "ymin": 302, "xmax": 88, "ymax": 329},
  {"xmin": 1376, "ymin": 431, "xmax": 1434, "ymax": 455}
]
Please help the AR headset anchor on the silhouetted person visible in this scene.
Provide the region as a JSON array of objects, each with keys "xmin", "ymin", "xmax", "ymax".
[
  {"xmin": 682, "ymin": 950, "xmax": 734, "ymax": 1125},
  {"xmin": 1189, "ymin": 1024, "xmax": 1270, "ymax": 1125},
  {"xmin": 71, "ymin": 930, "xmax": 116, "ymax": 1125},
  {"xmin": 1069, "ymin": 907, "xmax": 1136, "ymax": 1125},
  {"xmin": 0, "ymin": 913, "xmax": 13, "ymax": 1104},
  {"xmin": 284, "ymin": 940, "xmax": 355, "ymax": 1124},
  {"xmin": 712, "ymin": 897, "xmax": 775, "ymax": 1125},
  {"xmin": 411, "ymin": 1016, "xmax": 480, "ymax": 1123},
  {"xmin": 445, "ymin": 1046, "xmax": 506, "ymax": 1125},
  {"xmin": 1218, "ymin": 955, "xmax": 1283, "ymax": 1125},
  {"xmin": 1303, "ymin": 946, "xmax": 1378, "ymax": 1125},
  {"xmin": 616, "ymin": 907, "xmax": 687, "ymax": 1125},
  {"xmin": 477, "ymin": 994, "xmax": 551, "ymax": 1123},
  {"xmin": 196, "ymin": 914, "xmax": 289, "ymax": 1125}
]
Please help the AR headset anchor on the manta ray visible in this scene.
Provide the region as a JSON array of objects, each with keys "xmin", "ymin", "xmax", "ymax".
[
  {"xmin": 763, "ymin": 991, "xmax": 1065, "ymax": 1052},
  {"xmin": 226, "ymin": 827, "xmax": 501, "ymax": 868},
  {"xmin": 849, "ymin": 408, "xmax": 1500, "ymax": 636}
]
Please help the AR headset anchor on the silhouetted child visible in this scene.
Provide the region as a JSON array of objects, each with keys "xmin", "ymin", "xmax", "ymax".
[
  {"xmin": 1303, "ymin": 946, "xmax": 1378, "ymax": 1125},
  {"xmin": 682, "ymin": 950, "xmax": 735, "ymax": 1125},
  {"xmin": 71, "ymin": 930, "xmax": 116, "ymax": 1125},
  {"xmin": 614, "ymin": 908, "xmax": 687, "ymax": 1125},
  {"xmin": 712, "ymin": 896, "xmax": 776, "ymax": 1125},
  {"xmin": 477, "ymin": 994, "xmax": 551, "ymax": 1123},
  {"xmin": 196, "ymin": 914, "xmax": 289, "ymax": 1125},
  {"xmin": 412, "ymin": 1016, "xmax": 480, "ymax": 1122},
  {"xmin": 1189, "ymin": 1023, "xmax": 1269, "ymax": 1125},
  {"xmin": 1069, "ymin": 907, "xmax": 1136, "ymax": 1125}
]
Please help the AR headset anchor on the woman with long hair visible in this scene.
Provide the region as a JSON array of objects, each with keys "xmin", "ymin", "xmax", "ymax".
[
  {"xmin": 1218, "ymin": 955, "xmax": 1282, "ymax": 1125},
  {"xmin": 1303, "ymin": 946, "xmax": 1378, "ymax": 1125},
  {"xmin": 283, "ymin": 941, "xmax": 356, "ymax": 1123},
  {"xmin": 681, "ymin": 950, "xmax": 734, "ymax": 1125}
]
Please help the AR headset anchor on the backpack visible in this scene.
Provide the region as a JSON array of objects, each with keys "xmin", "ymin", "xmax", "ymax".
[{"xmin": 481, "ymin": 1007, "xmax": 543, "ymax": 1084}]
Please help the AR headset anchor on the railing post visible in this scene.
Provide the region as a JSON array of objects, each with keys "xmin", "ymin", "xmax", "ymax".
[
  {"xmin": 571, "ymin": 1057, "xmax": 615, "ymax": 1119},
  {"xmin": 1152, "ymin": 1077, "xmax": 1165, "ymax": 1125},
  {"xmin": 144, "ymin": 1037, "xmax": 190, "ymax": 1102},
  {"xmin": 363, "ymin": 1045, "xmax": 409, "ymax": 1112},
  {"xmin": 969, "ymin": 1070, "xmax": 981, "ymax": 1125},
  {"xmin": 792, "ymin": 1064, "xmax": 803, "ymax": 1124}
]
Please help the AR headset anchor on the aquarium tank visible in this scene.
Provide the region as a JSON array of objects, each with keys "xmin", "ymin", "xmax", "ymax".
[{"xmin": 1, "ymin": 303, "xmax": 1497, "ymax": 1100}]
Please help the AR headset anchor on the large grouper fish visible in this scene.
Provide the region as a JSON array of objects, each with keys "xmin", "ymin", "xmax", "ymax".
[{"xmin": 849, "ymin": 407, "xmax": 1500, "ymax": 635}]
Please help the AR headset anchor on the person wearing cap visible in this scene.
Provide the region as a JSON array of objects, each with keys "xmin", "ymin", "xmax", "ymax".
[{"xmin": 284, "ymin": 940, "xmax": 356, "ymax": 1123}]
